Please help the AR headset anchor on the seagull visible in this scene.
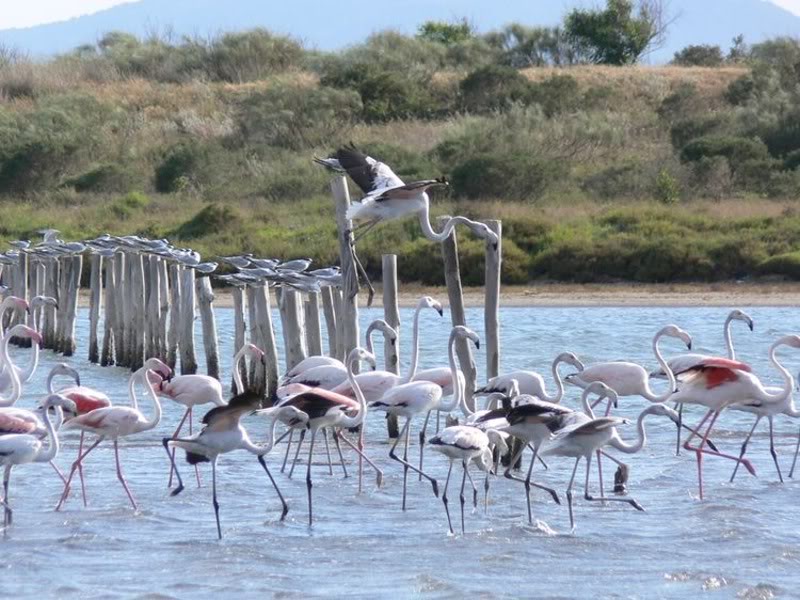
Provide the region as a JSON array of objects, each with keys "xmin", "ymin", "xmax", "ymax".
[{"xmin": 277, "ymin": 258, "xmax": 312, "ymax": 272}]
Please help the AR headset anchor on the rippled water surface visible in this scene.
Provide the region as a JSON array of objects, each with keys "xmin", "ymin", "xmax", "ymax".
[{"xmin": 2, "ymin": 304, "xmax": 800, "ymax": 599}]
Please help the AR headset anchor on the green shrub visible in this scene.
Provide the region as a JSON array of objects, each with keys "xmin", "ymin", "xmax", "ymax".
[
  {"xmin": 760, "ymin": 110, "xmax": 800, "ymax": 158},
  {"xmin": 155, "ymin": 142, "xmax": 209, "ymax": 193},
  {"xmin": 528, "ymin": 74, "xmax": 580, "ymax": 116},
  {"xmin": 680, "ymin": 136, "xmax": 770, "ymax": 170},
  {"xmin": 654, "ymin": 169, "xmax": 680, "ymax": 204},
  {"xmin": 582, "ymin": 163, "xmax": 651, "ymax": 199},
  {"xmin": 672, "ymin": 44, "xmax": 724, "ymax": 67},
  {"xmin": 785, "ymin": 149, "xmax": 800, "ymax": 171},
  {"xmin": 758, "ymin": 251, "xmax": 800, "ymax": 280},
  {"xmin": 450, "ymin": 154, "xmax": 561, "ymax": 200},
  {"xmin": 724, "ymin": 74, "xmax": 756, "ymax": 105},
  {"xmin": 658, "ymin": 83, "xmax": 700, "ymax": 124},
  {"xmin": 669, "ymin": 115, "xmax": 728, "ymax": 149},
  {"xmin": 174, "ymin": 203, "xmax": 243, "ymax": 239},
  {"xmin": 207, "ymin": 29, "xmax": 306, "ymax": 83},
  {"xmin": 109, "ymin": 191, "xmax": 150, "ymax": 219},
  {"xmin": 65, "ymin": 163, "xmax": 135, "ymax": 193},
  {"xmin": 459, "ymin": 65, "xmax": 530, "ymax": 113}
]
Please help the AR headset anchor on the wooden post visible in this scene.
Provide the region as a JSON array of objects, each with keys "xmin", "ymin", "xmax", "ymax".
[
  {"xmin": 231, "ymin": 286, "xmax": 248, "ymax": 394},
  {"xmin": 62, "ymin": 254, "xmax": 82, "ymax": 357},
  {"xmin": 179, "ymin": 265, "xmax": 197, "ymax": 374},
  {"xmin": 196, "ymin": 276, "xmax": 220, "ymax": 379},
  {"xmin": 113, "ymin": 252, "xmax": 127, "ymax": 366},
  {"xmin": 131, "ymin": 253, "xmax": 145, "ymax": 369},
  {"xmin": 33, "ymin": 261, "xmax": 46, "ymax": 333},
  {"xmin": 88, "ymin": 254, "xmax": 102, "ymax": 363},
  {"xmin": 145, "ymin": 255, "xmax": 159, "ymax": 361},
  {"xmin": 333, "ymin": 288, "xmax": 346, "ymax": 361},
  {"xmin": 101, "ymin": 254, "xmax": 116, "ymax": 366},
  {"xmin": 304, "ymin": 292, "xmax": 323, "ymax": 357},
  {"xmin": 484, "ymin": 220, "xmax": 502, "ymax": 380},
  {"xmin": 43, "ymin": 259, "xmax": 59, "ymax": 351},
  {"xmin": 11, "ymin": 251, "xmax": 29, "ymax": 346},
  {"xmin": 246, "ymin": 285, "xmax": 260, "ymax": 389},
  {"xmin": 251, "ymin": 284, "xmax": 279, "ymax": 400},
  {"xmin": 320, "ymin": 286, "xmax": 338, "ymax": 358},
  {"xmin": 382, "ymin": 254, "xmax": 401, "ymax": 438},
  {"xmin": 167, "ymin": 262, "xmax": 182, "ymax": 370},
  {"xmin": 280, "ymin": 288, "xmax": 307, "ymax": 370},
  {"xmin": 438, "ymin": 215, "xmax": 477, "ymax": 412},
  {"xmin": 331, "ymin": 176, "xmax": 359, "ymax": 372},
  {"xmin": 157, "ymin": 258, "xmax": 170, "ymax": 361},
  {"xmin": 54, "ymin": 257, "xmax": 68, "ymax": 353}
]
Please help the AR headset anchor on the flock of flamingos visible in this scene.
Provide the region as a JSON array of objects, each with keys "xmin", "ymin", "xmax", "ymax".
[
  {"xmin": 1, "ymin": 292, "xmax": 799, "ymax": 539},
  {"xmin": 1, "ymin": 147, "xmax": 799, "ymax": 539}
]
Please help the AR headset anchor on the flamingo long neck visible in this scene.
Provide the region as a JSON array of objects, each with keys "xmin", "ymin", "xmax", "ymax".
[
  {"xmin": 440, "ymin": 330, "xmax": 462, "ymax": 414},
  {"xmin": 641, "ymin": 331, "xmax": 676, "ymax": 403},
  {"xmin": 338, "ymin": 353, "xmax": 367, "ymax": 429},
  {"xmin": 417, "ymin": 202, "xmax": 494, "ymax": 244},
  {"xmin": 232, "ymin": 345, "xmax": 248, "ymax": 395},
  {"xmin": 0, "ymin": 332, "xmax": 21, "ymax": 407},
  {"xmin": 242, "ymin": 416, "xmax": 280, "ymax": 455},
  {"xmin": 0, "ymin": 297, "xmax": 17, "ymax": 334},
  {"xmin": 36, "ymin": 404, "xmax": 62, "ymax": 463},
  {"xmin": 541, "ymin": 357, "xmax": 566, "ymax": 403},
  {"xmin": 17, "ymin": 336, "xmax": 39, "ymax": 384},
  {"xmin": 581, "ymin": 389, "xmax": 597, "ymax": 418},
  {"xmin": 127, "ymin": 367, "xmax": 141, "ymax": 411},
  {"xmin": 724, "ymin": 314, "xmax": 736, "ymax": 360},
  {"xmin": 365, "ymin": 324, "xmax": 377, "ymax": 355},
  {"xmin": 138, "ymin": 368, "xmax": 162, "ymax": 431},
  {"xmin": 608, "ymin": 407, "xmax": 655, "ymax": 454},
  {"xmin": 759, "ymin": 342, "xmax": 794, "ymax": 403},
  {"xmin": 783, "ymin": 400, "xmax": 800, "ymax": 418},
  {"xmin": 402, "ymin": 304, "xmax": 424, "ymax": 383}
]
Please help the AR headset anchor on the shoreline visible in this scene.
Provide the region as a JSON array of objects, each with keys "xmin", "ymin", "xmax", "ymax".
[{"xmin": 77, "ymin": 282, "xmax": 800, "ymax": 308}]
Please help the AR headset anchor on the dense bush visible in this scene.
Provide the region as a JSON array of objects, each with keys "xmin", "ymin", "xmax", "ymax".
[
  {"xmin": 450, "ymin": 154, "xmax": 561, "ymax": 200},
  {"xmin": 174, "ymin": 203, "xmax": 243, "ymax": 239},
  {"xmin": 109, "ymin": 191, "xmax": 150, "ymax": 219},
  {"xmin": 459, "ymin": 65, "xmax": 531, "ymax": 113},
  {"xmin": 65, "ymin": 163, "xmax": 136, "ymax": 193},
  {"xmin": 528, "ymin": 74, "xmax": 580, "ymax": 116},
  {"xmin": 680, "ymin": 136, "xmax": 770, "ymax": 170},
  {"xmin": 672, "ymin": 44, "xmax": 724, "ymax": 67},
  {"xmin": 154, "ymin": 142, "xmax": 210, "ymax": 193}
]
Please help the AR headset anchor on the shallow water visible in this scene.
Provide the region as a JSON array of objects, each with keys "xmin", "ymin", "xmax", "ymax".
[{"xmin": 2, "ymin": 304, "xmax": 800, "ymax": 599}]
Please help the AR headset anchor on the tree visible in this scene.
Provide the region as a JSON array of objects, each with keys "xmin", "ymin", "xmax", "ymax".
[
  {"xmin": 564, "ymin": 0, "xmax": 671, "ymax": 65},
  {"xmin": 727, "ymin": 35, "xmax": 748, "ymax": 63},
  {"xmin": 417, "ymin": 19, "xmax": 474, "ymax": 46},
  {"xmin": 484, "ymin": 24, "xmax": 582, "ymax": 67},
  {"xmin": 672, "ymin": 44, "xmax": 724, "ymax": 67}
]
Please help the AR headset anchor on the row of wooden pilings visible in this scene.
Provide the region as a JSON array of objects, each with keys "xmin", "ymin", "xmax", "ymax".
[{"xmin": 0, "ymin": 176, "xmax": 502, "ymax": 438}]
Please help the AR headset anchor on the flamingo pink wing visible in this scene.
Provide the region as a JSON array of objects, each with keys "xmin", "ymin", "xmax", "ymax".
[
  {"xmin": 696, "ymin": 357, "xmax": 752, "ymax": 372},
  {"xmin": 0, "ymin": 413, "xmax": 36, "ymax": 434}
]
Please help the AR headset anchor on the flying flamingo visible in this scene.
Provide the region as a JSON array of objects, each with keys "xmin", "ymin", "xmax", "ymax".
[
  {"xmin": 161, "ymin": 343, "xmax": 265, "ymax": 488},
  {"xmin": 475, "ymin": 352, "xmax": 586, "ymax": 402},
  {"xmin": 269, "ymin": 347, "xmax": 377, "ymax": 525},
  {"xmin": 0, "ymin": 394, "xmax": 76, "ymax": 528},
  {"xmin": 428, "ymin": 425, "xmax": 500, "ymax": 534},
  {"xmin": 541, "ymin": 381, "xmax": 679, "ymax": 530},
  {"xmin": 163, "ymin": 391, "xmax": 292, "ymax": 539},
  {"xmin": 670, "ymin": 334, "xmax": 800, "ymax": 499},
  {"xmin": 370, "ymin": 326, "xmax": 480, "ymax": 509},
  {"xmin": 55, "ymin": 357, "xmax": 172, "ymax": 511},
  {"xmin": 649, "ymin": 309, "xmax": 754, "ymax": 453}
]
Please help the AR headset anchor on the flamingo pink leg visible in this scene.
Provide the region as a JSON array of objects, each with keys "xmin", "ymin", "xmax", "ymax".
[
  {"xmin": 189, "ymin": 408, "xmax": 202, "ymax": 487},
  {"xmin": 167, "ymin": 407, "xmax": 191, "ymax": 488},
  {"xmin": 113, "ymin": 440, "xmax": 138, "ymax": 510},
  {"xmin": 77, "ymin": 432, "xmax": 89, "ymax": 507},
  {"xmin": 56, "ymin": 436, "xmax": 104, "ymax": 511}
]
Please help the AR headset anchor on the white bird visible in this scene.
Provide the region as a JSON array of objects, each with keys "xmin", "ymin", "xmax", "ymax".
[
  {"xmin": 475, "ymin": 352, "xmax": 585, "ymax": 402},
  {"xmin": 0, "ymin": 325, "xmax": 42, "ymax": 407},
  {"xmin": 0, "ymin": 394, "xmax": 76, "ymax": 528}
]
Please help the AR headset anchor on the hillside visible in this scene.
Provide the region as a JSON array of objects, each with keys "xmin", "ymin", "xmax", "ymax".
[{"xmin": 2, "ymin": 0, "xmax": 800, "ymax": 62}]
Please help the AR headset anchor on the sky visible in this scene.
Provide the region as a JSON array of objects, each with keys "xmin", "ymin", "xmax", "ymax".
[{"xmin": 0, "ymin": 0, "xmax": 799, "ymax": 29}]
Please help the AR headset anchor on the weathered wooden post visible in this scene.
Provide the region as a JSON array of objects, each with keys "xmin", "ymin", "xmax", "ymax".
[
  {"xmin": 196, "ymin": 276, "xmax": 220, "ymax": 379},
  {"xmin": 157, "ymin": 258, "xmax": 170, "ymax": 361},
  {"xmin": 246, "ymin": 285, "xmax": 261, "ymax": 389},
  {"xmin": 101, "ymin": 254, "xmax": 116, "ymax": 366},
  {"xmin": 438, "ymin": 216, "xmax": 478, "ymax": 412},
  {"xmin": 43, "ymin": 258, "xmax": 59, "ymax": 350},
  {"xmin": 331, "ymin": 176, "xmax": 359, "ymax": 371},
  {"xmin": 320, "ymin": 286, "xmax": 338, "ymax": 358},
  {"xmin": 62, "ymin": 254, "xmax": 82, "ymax": 357},
  {"xmin": 88, "ymin": 253, "xmax": 102, "ymax": 363},
  {"xmin": 11, "ymin": 251, "xmax": 29, "ymax": 346},
  {"xmin": 231, "ymin": 285, "xmax": 248, "ymax": 393},
  {"xmin": 251, "ymin": 283, "xmax": 279, "ymax": 400},
  {"xmin": 33, "ymin": 261, "xmax": 46, "ymax": 333},
  {"xmin": 484, "ymin": 220, "xmax": 502, "ymax": 380},
  {"xmin": 304, "ymin": 292, "xmax": 323, "ymax": 357},
  {"xmin": 144, "ymin": 255, "xmax": 159, "ymax": 360},
  {"xmin": 382, "ymin": 254, "xmax": 401, "ymax": 438},
  {"xmin": 167, "ymin": 262, "xmax": 182, "ymax": 370},
  {"xmin": 280, "ymin": 288, "xmax": 307, "ymax": 370},
  {"xmin": 131, "ymin": 252, "xmax": 145, "ymax": 369},
  {"xmin": 113, "ymin": 252, "xmax": 127, "ymax": 366},
  {"xmin": 54, "ymin": 257, "xmax": 68, "ymax": 353},
  {"xmin": 179, "ymin": 265, "xmax": 197, "ymax": 374}
]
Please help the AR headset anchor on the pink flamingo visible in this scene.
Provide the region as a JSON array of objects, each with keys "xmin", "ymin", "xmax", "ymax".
[
  {"xmin": 55, "ymin": 358, "xmax": 172, "ymax": 511},
  {"xmin": 671, "ymin": 334, "xmax": 800, "ymax": 499}
]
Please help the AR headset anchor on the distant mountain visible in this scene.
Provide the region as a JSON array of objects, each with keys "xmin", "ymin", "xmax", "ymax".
[{"xmin": 1, "ymin": 0, "xmax": 799, "ymax": 63}]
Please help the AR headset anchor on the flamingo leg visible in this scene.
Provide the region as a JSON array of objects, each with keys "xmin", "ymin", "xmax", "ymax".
[
  {"xmin": 389, "ymin": 417, "xmax": 439, "ymax": 509},
  {"xmin": 768, "ymin": 417, "xmax": 783, "ymax": 482},
  {"xmin": 675, "ymin": 402, "xmax": 683, "ymax": 456},
  {"xmin": 483, "ymin": 462, "xmax": 491, "ymax": 515},
  {"xmin": 162, "ymin": 438, "xmax": 185, "ymax": 496},
  {"xmin": 504, "ymin": 442, "xmax": 560, "ymax": 507},
  {"xmin": 77, "ymin": 431, "xmax": 88, "ymax": 506},
  {"xmin": 167, "ymin": 406, "xmax": 191, "ymax": 488},
  {"xmin": 3, "ymin": 465, "xmax": 11, "ymax": 527},
  {"xmin": 583, "ymin": 453, "xmax": 644, "ymax": 512},
  {"xmin": 257, "ymin": 455, "xmax": 288, "ymax": 520},
  {"xmin": 565, "ymin": 457, "xmax": 581, "ymax": 531},
  {"xmin": 113, "ymin": 440, "xmax": 137, "ymax": 510},
  {"xmin": 281, "ymin": 429, "xmax": 294, "ymax": 473},
  {"xmin": 789, "ymin": 425, "xmax": 800, "ymax": 478},
  {"xmin": 306, "ymin": 429, "xmax": 317, "ymax": 526},
  {"xmin": 598, "ymin": 450, "xmax": 629, "ymax": 494},
  {"xmin": 418, "ymin": 410, "xmax": 431, "ymax": 481},
  {"xmin": 730, "ymin": 416, "xmax": 760, "ymax": 483},
  {"xmin": 459, "ymin": 459, "xmax": 468, "ymax": 534},
  {"xmin": 322, "ymin": 429, "xmax": 334, "ymax": 476},
  {"xmin": 595, "ymin": 449, "xmax": 605, "ymax": 502},
  {"xmin": 211, "ymin": 457, "xmax": 222, "ymax": 540},
  {"xmin": 350, "ymin": 218, "xmax": 381, "ymax": 245},
  {"xmin": 336, "ymin": 431, "xmax": 383, "ymax": 487},
  {"xmin": 441, "ymin": 461, "xmax": 454, "ymax": 534},
  {"xmin": 464, "ymin": 463, "xmax": 478, "ymax": 509},
  {"xmin": 332, "ymin": 430, "xmax": 349, "ymax": 479},
  {"xmin": 189, "ymin": 408, "xmax": 202, "ymax": 488},
  {"xmin": 288, "ymin": 429, "xmax": 306, "ymax": 478},
  {"xmin": 520, "ymin": 443, "xmax": 560, "ymax": 523},
  {"xmin": 56, "ymin": 436, "xmax": 104, "ymax": 511},
  {"xmin": 357, "ymin": 424, "xmax": 363, "ymax": 492}
]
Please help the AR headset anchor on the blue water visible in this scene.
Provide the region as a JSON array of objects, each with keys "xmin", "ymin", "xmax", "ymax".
[{"xmin": 2, "ymin": 304, "xmax": 800, "ymax": 599}]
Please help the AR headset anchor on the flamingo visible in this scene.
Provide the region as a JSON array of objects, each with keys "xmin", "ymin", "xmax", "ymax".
[
  {"xmin": 475, "ymin": 352, "xmax": 585, "ymax": 402},
  {"xmin": 541, "ymin": 382, "xmax": 679, "ymax": 530},
  {"xmin": 161, "ymin": 343, "xmax": 265, "ymax": 488},
  {"xmin": 670, "ymin": 334, "xmax": 800, "ymax": 499},
  {"xmin": 649, "ymin": 309, "xmax": 754, "ymax": 453},
  {"xmin": 428, "ymin": 425, "xmax": 500, "ymax": 534},
  {"xmin": 269, "ymin": 347, "xmax": 377, "ymax": 525},
  {"xmin": 0, "ymin": 325, "xmax": 42, "ymax": 407},
  {"xmin": 0, "ymin": 295, "xmax": 55, "ymax": 392},
  {"xmin": 370, "ymin": 326, "xmax": 480, "ymax": 509},
  {"xmin": 55, "ymin": 357, "xmax": 172, "ymax": 511},
  {"xmin": 163, "ymin": 391, "xmax": 292, "ymax": 539},
  {"xmin": 0, "ymin": 296, "xmax": 28, "ymax": 337},
  {"xmin": 0, "ymin": 394, "xmax": 76, "ymax": 528}
]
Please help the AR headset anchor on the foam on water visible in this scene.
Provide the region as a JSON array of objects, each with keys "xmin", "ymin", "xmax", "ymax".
[{"xmin": 2, "ymin": 305, "xmax": 800, "ymax": 598}]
